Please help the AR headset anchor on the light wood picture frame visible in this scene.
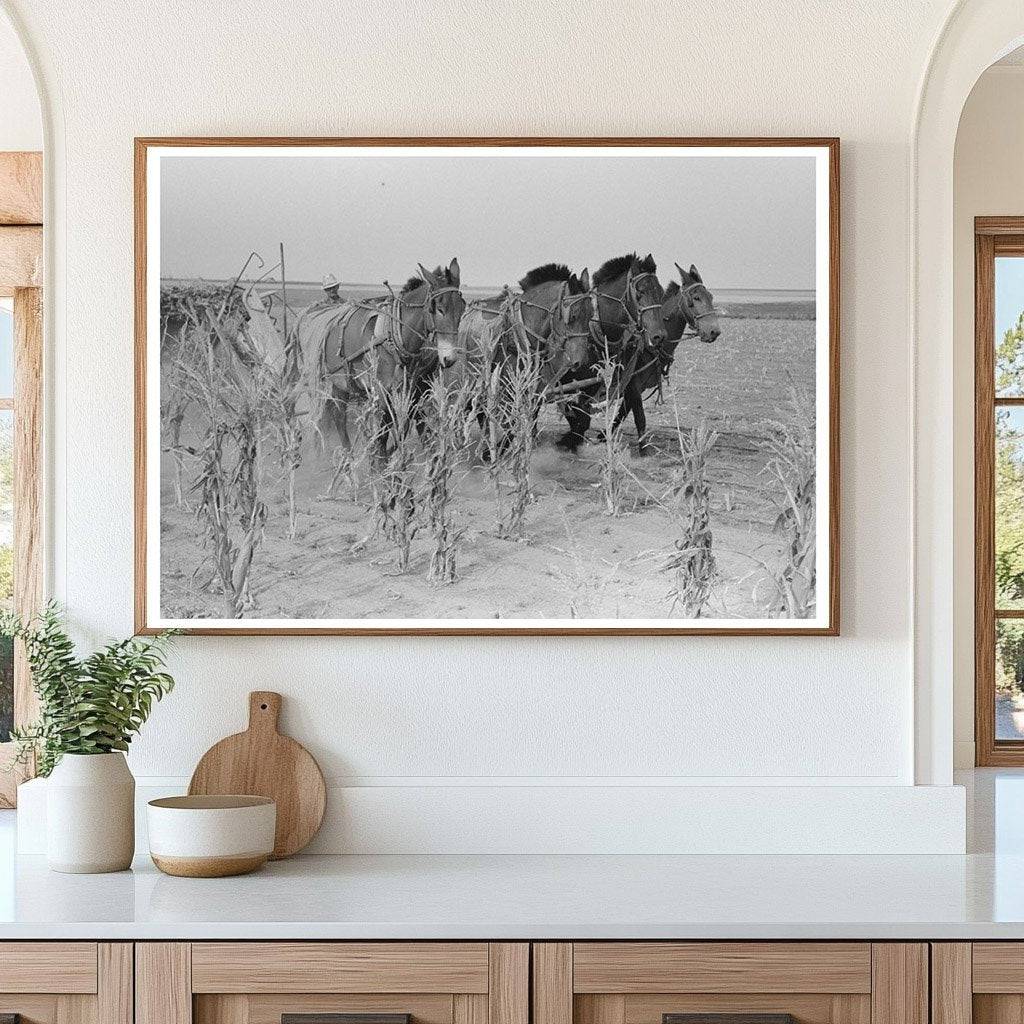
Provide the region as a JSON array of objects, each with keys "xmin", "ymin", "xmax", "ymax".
[{"xmin": 135, "ymin": 137, "xmax": 839, "ymax": 636}]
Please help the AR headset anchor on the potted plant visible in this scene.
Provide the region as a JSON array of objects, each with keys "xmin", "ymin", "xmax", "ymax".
[{"xmin": 2, "ymin": 603, "xmax": 176, "ymax": 873}]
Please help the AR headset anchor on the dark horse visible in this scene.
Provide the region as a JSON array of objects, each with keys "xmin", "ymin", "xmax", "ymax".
[
  {"xmin": 302, "ymin": 259, "xmax": 465, "ymax": 450},
  {"xmin": 459, "ymin": 262, "xmax": 593, "ymax": 381},
  {"xmin": 459, "ymin": 263, "xmax": 593, "ymax": 450},
  {"xmin": 603, "ymin": 262, "xmax": 721, "ymax": 453},
  {"xmin": 558, "ymin": 252, "xmax": 667, "ymax": 452}
]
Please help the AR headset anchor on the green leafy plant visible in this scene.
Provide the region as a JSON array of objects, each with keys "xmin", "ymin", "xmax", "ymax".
[{"xmin": 0, "ymin": 603, "xmax": 176, "ymax": 777}]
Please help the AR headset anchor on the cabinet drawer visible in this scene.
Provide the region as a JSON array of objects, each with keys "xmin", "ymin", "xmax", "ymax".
[
  {"xmin": 572, "ymin": 944, "xmax": 872, "ymax": 994},
  {"xmin": 0, "ymin": 942, "xmax": 98, "ymax": 993},
  {"xmin": 0, "ymin": 943, "xmax": 130, "ymax": 1024},
  {"xmin": 191, "ymin": 943, "xmax": 490, "ymax": 993},
  {"xmin": 934, "ymin": 942, "xmax": 1024, "ymax": 1024},
  {"xmin": 973, "ymin": 943, "xmax": 1024, "ymax": 992},
  {"xmin": 534, "ymin": 943, "xmax": 925, "ymax": 1024},
  {"xmin": 139, "ymin": 942, "xmax": 528, "ymax": 1024}
]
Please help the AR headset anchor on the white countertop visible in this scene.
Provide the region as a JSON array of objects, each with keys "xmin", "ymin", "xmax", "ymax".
[
  {"xmin": 1, "ymin": 849, "xmax": 1023, "ymax": 940},
  {"xmin": 1, "ymin": 769, "xmax": 1022, "ymax": 941}
]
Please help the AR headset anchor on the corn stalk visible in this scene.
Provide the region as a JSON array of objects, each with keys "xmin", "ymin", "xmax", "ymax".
[
  {"xmin": 493, "ymin": 339, "xmax": 541, "ymax": 540},
  {"xmin": 762, "ymin": 389, "xmax": 816, "ymax": 618},
  {"xmin": 423, "ymin": 377, "xmax": 474, "ymax": 583},
  {"xmin": 368, "ymin": 375, "xmax": 421, "ymax": 572},
  {"xmin": 664, "ymin": 416, "xmax": 718, "ymax": 617},
  {"xmin": 185, "ymin": 315, "xmax": 271, "ymax": 618},
  {"xmin": 594, "ymin": 347, "xmax": 631, "ymax": 516}
]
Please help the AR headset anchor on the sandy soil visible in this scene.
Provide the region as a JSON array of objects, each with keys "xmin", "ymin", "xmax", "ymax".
[{"xmin": 159, "ymin": 315, "xmax": 816, "ymax": 621}]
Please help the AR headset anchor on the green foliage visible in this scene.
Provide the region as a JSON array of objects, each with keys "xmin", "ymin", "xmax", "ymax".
[
  {"xmin": 995, "ymin": 315, "xmax": 1024, "ymax": 611},
  {"xmin": 996, "ymin": 412, "xmax": 1024, "ymax": 604},
  {"xmin": 997, "ymin": 621, "xmax": 1024, "ymax": 694},
  {"xmin": 997, "ymin": 312, "xmax": 1024, "ymax": 395},
  {"xmin": 0, "ymin": 603, "xmax": 176, "ymax": 776},
  {"xmin": 994, "ymin": 316, "xmax": 1024, "ymax": 695},
  {"xmin": 0, "ymin": 546, "xmax": 13, "ymax": 604},
  {"xmin": 0, "ymin": 634, "xmax": 12, "ymax": 742}
]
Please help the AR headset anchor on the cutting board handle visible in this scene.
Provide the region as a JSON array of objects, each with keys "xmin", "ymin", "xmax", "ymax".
[{"xmin": 248, "ymin": 691, "xmax": 282, "ymax": 734}]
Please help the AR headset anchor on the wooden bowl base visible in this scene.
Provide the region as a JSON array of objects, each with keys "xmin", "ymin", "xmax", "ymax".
[{"xmin": 151, "ymin": 853, "xmax": 268, "ymax": 878}]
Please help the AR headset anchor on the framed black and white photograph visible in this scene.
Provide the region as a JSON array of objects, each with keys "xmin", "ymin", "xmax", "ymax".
[{"xmin": 135, "ymin": 137, "xmax": 839, "ymax": 635}]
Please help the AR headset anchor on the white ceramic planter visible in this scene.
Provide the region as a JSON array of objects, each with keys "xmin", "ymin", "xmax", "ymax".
[{"xmin": 46, "ymin": 752, "xmax": 135, "ymax": 873}]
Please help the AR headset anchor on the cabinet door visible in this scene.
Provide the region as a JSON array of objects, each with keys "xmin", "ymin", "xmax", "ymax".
[
  {"xmin": 936, "ymin": 943, "xmax": 1024, "ymax": 1024},
  {"xmin": 137, "ymin": 943, "xmax": 528, "ymax": 1024},
  {"xmin": 534, "ymin": 944, "xmax": 927, "ymax": 1024},
  {"xmin": 0, "ymin": 943, "xmax": 132, "ymax": 1024}
]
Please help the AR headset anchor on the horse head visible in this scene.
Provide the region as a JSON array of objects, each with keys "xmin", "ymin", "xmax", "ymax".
[
  {"xmin": 557, "ymin": 267, "xmax": 593, "ymax": 371},
  {"xmin": 627, "ymin": 253, "xmax": 667, "ymax": 351},
  {"xmin": 674, "ymin": 262, "xmax": 721, "ymax": 343},
  {"xmin": 405, "ymin": 258, "xmax": 465, "ymax": 368}
]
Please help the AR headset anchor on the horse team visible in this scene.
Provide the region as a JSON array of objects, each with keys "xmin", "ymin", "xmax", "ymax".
[{"xmin": 308, "ymin": 251, "xmax": 721, "ymax": 456}]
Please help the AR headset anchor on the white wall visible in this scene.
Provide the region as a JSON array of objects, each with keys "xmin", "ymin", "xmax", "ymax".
[
  {"xmin": 0, "ymin": 9, "xmax": 40, "ymax": 151},
  {"xmin": 0, "ymin": 0, "xmax": 975, "ymax": 851},
  {"xmin": 952, "ymin": 65, "xmax": 1024, "ymax": 768}
]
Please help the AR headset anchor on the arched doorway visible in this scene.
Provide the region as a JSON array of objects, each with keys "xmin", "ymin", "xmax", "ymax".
[{"xmin": 914, "ymin": 0, "xmax": 1024, "ymax": 785}]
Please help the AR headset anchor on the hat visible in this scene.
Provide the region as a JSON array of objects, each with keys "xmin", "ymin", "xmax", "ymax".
[{"xmin": 322, "ymin": 273, "xmax": 339, "ymax": 290}]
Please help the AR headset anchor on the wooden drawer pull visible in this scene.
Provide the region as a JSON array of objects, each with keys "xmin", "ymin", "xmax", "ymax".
[
  {"xmin": 665, "ymin": 1016, "xmax": 797, "ymax": 1024},
  {"xmin": 283, "ymin": 1016, "xmax": 411, "ymax": 1024}
]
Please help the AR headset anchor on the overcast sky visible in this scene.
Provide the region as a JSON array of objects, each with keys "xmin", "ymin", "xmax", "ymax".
[{"xmin": 159, "ymin": 150, "xmax": 817, "ymax": 291}]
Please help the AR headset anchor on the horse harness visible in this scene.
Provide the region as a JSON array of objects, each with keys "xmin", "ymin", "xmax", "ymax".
[
  {"xmin": 679, "ymin": 279, "xmax": 718, "ymax": 324},
  {"xmin": 516, "ymin": 281, "xmax": 593, "ymax": 360},
  {"xmin": 330, "ymin": 281, "xmax": 462, "ymax": 372},
  {"xmin": 631, "ymin": 282, "xmax": 717, "ymax": 403},
  {"xmin": 589, "ymin": 276, "xmax": 717, "ymax": 406},
  {"xmin": 590, "ymin": 268, "xmax": 663, "ymax": 353}
]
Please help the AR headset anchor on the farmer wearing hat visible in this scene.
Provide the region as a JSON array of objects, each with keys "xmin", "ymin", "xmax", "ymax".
[{"xmin": 321, "ymin": 273, "xmax": 342, "ymax": 304}]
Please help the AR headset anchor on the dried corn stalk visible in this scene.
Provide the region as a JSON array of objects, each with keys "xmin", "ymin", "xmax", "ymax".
[
  {"xmin": 762, "ymin": 389, "xmax": 816, "ymax": 618},
  {"xmin": 664, "ymin": 417, "xmax": 718, "ymax": 617},
  {"xmin": 594, "ymin": 348, "xmax": 631, "ymax": 516},
  {"xmin": 423, "ymin": 377, "xmax": 474, "ymax": 582}
]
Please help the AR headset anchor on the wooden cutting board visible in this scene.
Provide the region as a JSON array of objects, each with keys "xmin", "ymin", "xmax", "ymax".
[{"xmin": 188, "ymin": 691, "xmax": 326, "ymax": 859}]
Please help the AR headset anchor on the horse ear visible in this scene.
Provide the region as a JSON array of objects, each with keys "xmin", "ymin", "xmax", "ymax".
[
  {"xmin": 689, "ymin": 264, "xmax": 702, "ymax": 283},
  {"xmin": 417, "ymin": 263, "xmax": 436, "ymax": 285},
  {"xmin": 579, "ymin": 267, "xmax": 590, "ymax": 292},
  {"xmin": 448, "ymin": 257, "xmax": 460, "ymax": 286},
  {"xmin": 675, "ymin": 261, "xmax": 693, "ymax": 284}
]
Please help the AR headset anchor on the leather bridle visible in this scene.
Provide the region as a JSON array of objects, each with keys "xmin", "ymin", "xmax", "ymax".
[
  {"xmin": 678, "ymin": 280, "xmax": 719, "ymax": 326},
  {"xmin": 382, "ymin": 281, "xmax": 463, "ymax": 364},
  {"xmin": 519, "ymin": 281, "xmax": 593, "ymax": 369},
  {"xmin": 592, "ymin": 267, "xmax": 664, "ymax": 351}
]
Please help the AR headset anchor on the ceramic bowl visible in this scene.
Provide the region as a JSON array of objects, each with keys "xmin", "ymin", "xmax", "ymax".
[{"xmin": 147, "ymin": 795, "xmax": 276, "ymax": 877}]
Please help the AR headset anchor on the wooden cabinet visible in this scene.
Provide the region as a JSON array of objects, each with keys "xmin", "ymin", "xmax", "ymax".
[
  {"xmin": 0, "ymin": 943, "xmax": 132, "ymax": 1024},
  {"xmin": 0, "ymin": 937, "xmax": 952, "ymax": 1024},
  {"xmin": 931, "ymin": 943, "xmax": 1024, "ymax": 1024},
  {"xmin": 136, "ymin": 943, "xmax": 528, "ymax": 1024},
  {"xmin": 533, "ymin": 944, "xmax": 928, "ymax": 1024}
]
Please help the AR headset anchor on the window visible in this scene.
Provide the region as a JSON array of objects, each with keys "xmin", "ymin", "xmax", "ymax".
[{"xmin": 975, "ymin": 220, "xmax": 1024, "ymax": 764}]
